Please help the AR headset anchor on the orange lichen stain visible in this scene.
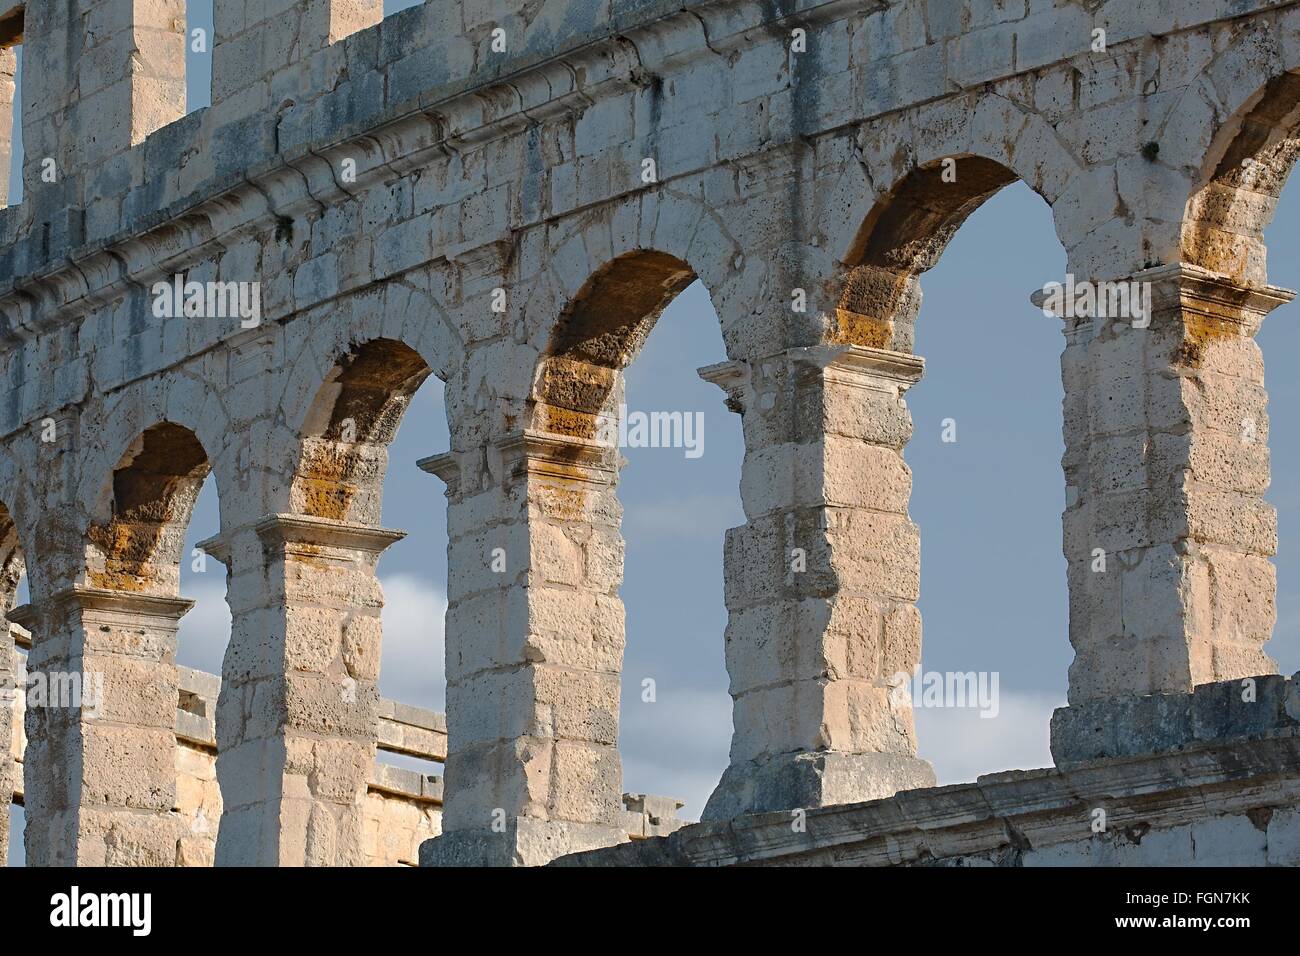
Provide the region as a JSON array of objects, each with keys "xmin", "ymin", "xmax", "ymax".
[
  {"xmin": 536, "ymin": 404, "xmax": 601, "ymax": 440},
  {"xmin": 286, "ymin": 546, "xmax": 331, "ymax": 572},
  {"xmin": 536, "ymin": 359, "xmax": 615, "ymax": 419},
  {"xmin": 829, "ymin": 307, "xmax": 894, "ymax": 349},
  {"xmin": 1174, "ymin": 313, "xmax": 1248, "ymax": 369},
  {"xmin": 294, "ymin": 444, "xmax": 360, "ymax": 521},
  {"xmin": 86, "ymin": 523, "xmax": 158, "ymax": 592},
  {"xmin": 1182, "ymin": 224, "xmax": 1252, "ymax": 285},
  {"xmin": 294, "ymin": 475, "xmax": 357, "ymax": 522}
]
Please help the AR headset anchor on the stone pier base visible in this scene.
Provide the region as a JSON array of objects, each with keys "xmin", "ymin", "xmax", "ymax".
[
  {"xmin": 419, "ymin": 819, "xmax": 625, "ymax": 868},
  {"xmin": 703, "ymin": 752, "xmax": 936, "ymax": 822}
]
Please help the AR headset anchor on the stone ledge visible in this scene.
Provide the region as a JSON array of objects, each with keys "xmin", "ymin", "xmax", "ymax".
[
  {"xmin": 1050, "ymin": 673, "xmax": 1300, "ymax": 766},
  {"xmin": 553, "ymin": 735, "xmax": 1300, "ymax": 867}
]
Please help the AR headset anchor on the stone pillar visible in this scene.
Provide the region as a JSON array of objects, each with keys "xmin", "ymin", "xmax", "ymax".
[
  {"xmin": 0, "ymin": 44, "xmax": 15, "ymax": 208},
  {"xmin": 21, "ymin": 0, "xmax": 185, "ymax": 181},
  {"xmin": 0, "ymin": 619, "xmax": 12, "ymax": 865},
  {"xmin": 418, "ymin": 430, "xmax": 628, "ymax": 867},
  {"xmin": 211, "ymin": 0, "xmax": 382, "ymax": 123},
  {"xmin": 205, "ymin": 513, "xmax": 403, "ymax": 866},
  {"xmin": 12, "ymin": 587, "xmax": 191, "ymax": 866},
  {"xmin": 700, "ymin": 345, "xmax": 937, "ymax": 821},
  {"xmin": 1052, "ymin": 264, "xmax": 1293, "ymax": 758}
]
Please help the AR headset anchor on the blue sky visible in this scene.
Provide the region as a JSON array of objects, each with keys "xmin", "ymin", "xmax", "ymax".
[{"xmin": 9, "ymin": 0, "xmax": 1300, "ymax": 862}]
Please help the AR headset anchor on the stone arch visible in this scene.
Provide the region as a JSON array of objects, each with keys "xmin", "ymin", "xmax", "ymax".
[
  {"xmin": 0, "ymin": 498, "xmax": 27, "ymax": 613},
  {"xmin": 529, "ymin": 249, "xmax": 699, "ymax": 438},
  {"xmin": 1183, "ymin": 70, "xmax": 1300, "ymax": 285},
  {"xmin": 833, "ymin": 155, "xmax": 1028, "ymax": 353},
  {"xmin": 0, "ymin": 447, "xmax": 37, "ymax": 582},
  {"xmin": 518, "ymin": 191, "xmax": 741, "ymax": 439},
  {"xmin": 290, "ymin": 338, "xmax": 433, "ymax": 523},
  {"xmin": 84, "ymin": 421, "xmax": 212, "ymax": 595}
]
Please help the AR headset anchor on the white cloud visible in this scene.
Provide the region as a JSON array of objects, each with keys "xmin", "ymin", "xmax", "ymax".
[
  {"xmin": 914, "ymin": 691, "xmax": 1063, "ymax": 786},
  {"xmin": 378, "ymin": 573, "xmax": 447, "ymax": 711},
  {"xmin": 618, "ymin": 686, "xmax": 731, "ymax": 822},
  {"xmin": 176, "ymin": 577, "xmax": 231, "ymax": 675}
]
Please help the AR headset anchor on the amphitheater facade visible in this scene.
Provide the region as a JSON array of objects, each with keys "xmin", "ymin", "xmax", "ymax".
[{"xmin": 3, "ymin": 0, "xmax": 1300, "ymax": 866}]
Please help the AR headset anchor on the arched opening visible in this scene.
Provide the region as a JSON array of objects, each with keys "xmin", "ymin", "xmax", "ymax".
[
  {"xmin": 1178, "ymin": 70, "xmax": 1300, "ymax": 684},
  {"xmin": 293, "ymin": 338, "xmax": 430, "ymax": 523},
  {"xmin": 292, "ymin": 336, "xmax": 445, "ymax": 865},
  {"xmin": 843, "ymin": 158, "xmax": 1067, "ymax": 785},
  {"xmin": 87, "ymin": 423, "xmax": 209, "ymax": 594},
  {"xmin": 84, "ymin": 421, "xmax": 217, "ymax": 865},
  {"xmin": 836, "ymin": 157, "xmax": 1019, "ymax": 352},
  {"xmin": 1196, "ymin": 72, "xmax": 1300, "ymax": 678},
  {"xmin": 1183, "ymin": 72, "xmax": 1300, "ymax": 286},
  {"xmin": 1261, "ymin": 195, "xmax": 1300, "ymax": 676},
  {"xmin": 530, "ymin": 251, "xmax": 737, "ymax": 822},
  {"xmin": 533, "ymin": 251, "xmax": 696, "ymax": 439}
]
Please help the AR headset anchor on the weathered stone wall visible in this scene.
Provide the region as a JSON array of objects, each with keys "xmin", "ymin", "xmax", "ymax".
[
  {"xmin": 7, "ymin": 657, "xmax": 682, "ymax": 866},
  {"xmin": 1, "ymin": 0, "xmax": 1300, "ymax": 865},
  {"xmin": 559, "ymin": 675, "xmax": 1300, "ymax": 866}
]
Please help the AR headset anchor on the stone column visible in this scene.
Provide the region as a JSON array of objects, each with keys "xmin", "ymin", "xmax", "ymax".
[
  {"xmin": 21, "ymin": 0, "xmax": 185, "ymax": 180},
  {"xmin": 12, "ymin": 587, "xmax": 191, "ymax": 866},
  {"xmin": 0, "ymin": 45, "xmax": 15, "ymax": 208},
  {"xmin": 0, "ymin": 619, "xmax": 12, "ymax": 865},
  {"xmin": 1051, "ymin": 264, "xmax": 1293, "ymax": 759},
  {"xmin": 700, "ymin": 345, "xmax": 937, "ymax": 821},
  {"xmin": 418, "ymin": 430, "xmax": 627, "ymax": 867},
  {"xmin": 205, "ymin": 513, "xmax": 403, "ymax": 866}
]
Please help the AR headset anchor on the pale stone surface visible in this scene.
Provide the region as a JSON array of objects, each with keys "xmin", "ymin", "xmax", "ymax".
[
  {"xmin": 1, "ymin": 0, "xmax": 1300, "ymax": 866},
  {"xmin": 557, "ymin": 735, "xmax": 1300, "ymax": 867}
]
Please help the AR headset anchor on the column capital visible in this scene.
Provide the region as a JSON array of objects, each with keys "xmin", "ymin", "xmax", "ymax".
[
  {"xmin": 254, "ymin": 513, "xmax": 406, "ymax": 554},
  {"xmin": 1031, "ymin": 263, "xmax": 1296, "ymax": 329},
  {"xmin": 417, "ymin": 451, "xmax": 460, "ymax": 496},
  {"xmin": 699, "ymin": 345, "xmax": 924, "ymax": 410},
  {"xmin": 1138, "ymin": 262, "xmax": 1295, "ymax": 325},
  {"xmin": 495, "ymin": 429, "xmax": 620, "ymax": 486},
  {"xmin": 8, "ymin": 586, "xmax": 194, "ymax": 630},
  {"xmin": 197, "ymin": 514, "xmax": 405, "ymax": 566},
  {"xmin": 786, "ymin": 344, "xmax": 924, "ymax": 394}
]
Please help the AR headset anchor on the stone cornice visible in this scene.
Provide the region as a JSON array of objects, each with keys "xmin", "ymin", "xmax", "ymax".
[
  {"xmin": 701, "ymin": 346, "xmax": 925, "ymax": 411},
  {"xmin": 555, "ymin": 733, "xmax": 1300, "ymax": 867},
  {"xmin": 789, "ymin": 344, "xmax": 926, "ymax": 393},
  {"xmin": 416, "ymin": 452, "xmax": 461, "ymax": 497},
  {"xmin": 1140, "ymin": 262, "xmax": 1297, "ymax": 324},
  {"xmin": 495, "ymin": 430, "xmax": 620, "ymax": 486},
  {"xmin": 252, "ymin": 514, "xmax": 406, "ymax": 554},
  {"xmin": 0, "ymin": 0, "xmax": 873, "ymax": 340},
  {"xmin": 7, "ymin": 586, "xmax": 194, "ymax": 628},
  {"xmin": 1032, "ymin": 263, "xmax": 1297, "ymax": 328}
]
